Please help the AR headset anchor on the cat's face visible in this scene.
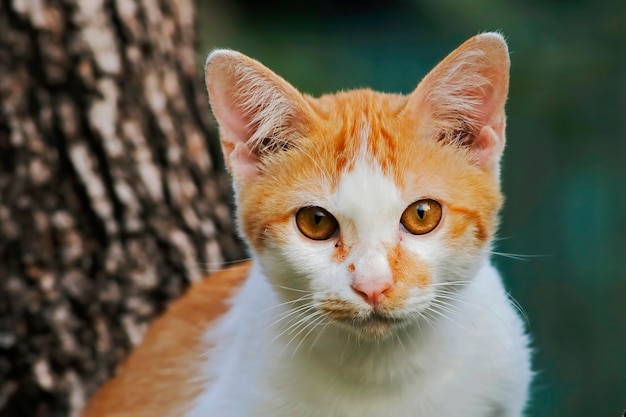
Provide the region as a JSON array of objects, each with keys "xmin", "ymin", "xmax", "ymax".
[{"xmin": 206, "ymin": 33, "xmax": 509, "ymax": 338}]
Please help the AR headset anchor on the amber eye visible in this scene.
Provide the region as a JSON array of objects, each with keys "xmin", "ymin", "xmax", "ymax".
[
  {"xmin": 400, "ymin": 199, "xmax": 442, "ymax": 235},
  {"xmin": 296, "ymin": 206, "xmax": 339, "ymax": 240}
]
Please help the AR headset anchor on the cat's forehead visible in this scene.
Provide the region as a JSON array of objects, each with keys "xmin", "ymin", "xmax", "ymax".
[
  {"xmin": 310, "ymin": 90, "xmax": 408, "ymax": 157},
  {"xmin": 302, "ymin": 90, "xmax": 452, "ymax": 195},
  {"xmin": 304, "ymin": 91, "xmax": 409, "ymax": 181}
]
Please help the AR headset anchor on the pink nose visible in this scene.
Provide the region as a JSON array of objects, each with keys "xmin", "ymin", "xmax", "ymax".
[{"xmin": 351, "ymin": 281, "xmax": 393, "ymax": 306}]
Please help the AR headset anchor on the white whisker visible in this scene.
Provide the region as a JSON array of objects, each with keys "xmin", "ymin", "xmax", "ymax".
[
  {"xmin": 268, "ymin": 302, "xmax": 315, "ymax": 329},
  {"xmin": 417, "ymin": 311, "xmax": 437, "ymax": 331},
  {"xmin": 425, "ymin": 303, "xmax": 463, "ymax": 329},
  {"xmin": 309, "ymin": 320, "xmax": 333, "ymax": 353},
  {"xmin": 427, "ymin": 280, "xmax": 472, "ymax": 288},
  {"xmin": 273, "ymin": 285, "xmax": 312, "ymax": 294},
  {"xmin": 292, "ymin": 314, "xmax": 328, "ymax": 357},
  {"xmin": 196, "ymin": 258, "xmax": 253, "ymax": 273},
  {"xmin": 395, "ymin": 332, "xmax": 407, "ymax": 355},
  {"xmin": 506, "ymin": 292, "xmax": 530, "ymax": 327},
  {"xmin": 282, "ymin": 311, "xmax": 324, "ymax": 356},
  {"xmin": 489, "ymin": 251, "xmax": 548, "ymax": 261},
  {"xmin": 261, "ymin": 293, "xmax": 313, "ymax": 313}
]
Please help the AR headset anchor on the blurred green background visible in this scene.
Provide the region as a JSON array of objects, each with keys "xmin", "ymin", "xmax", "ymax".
[{"xmin": 197, "ymin": 1, "xmax": 625, "ymax": 415}]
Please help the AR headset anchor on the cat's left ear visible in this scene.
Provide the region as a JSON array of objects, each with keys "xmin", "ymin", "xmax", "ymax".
[
  {"xmin": 407, "ymin": 33, "xmax": 510, "ymax": 170},
  {"xmin": 205, "ymin": 50, "xmax": 313, "ymax": 181}
]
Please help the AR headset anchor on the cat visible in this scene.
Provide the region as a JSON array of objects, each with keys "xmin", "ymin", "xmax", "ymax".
[{"xmin": 82, "ymin": 32, "xmax": 531, "ymax": 417}]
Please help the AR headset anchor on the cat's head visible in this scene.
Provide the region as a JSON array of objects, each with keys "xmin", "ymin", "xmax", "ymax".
[{"xmin": 205, "ymin": 33, "xmax": 509, "ymax": 339}]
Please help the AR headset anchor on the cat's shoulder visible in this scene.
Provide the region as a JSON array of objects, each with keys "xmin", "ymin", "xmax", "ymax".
[
  {"xmin": 166, "ymin": 260, "xmax": 252, "ymax": 324},
  {"xmin": 81, "ymin": 261, "xmax": 251, "ymax": 417}
]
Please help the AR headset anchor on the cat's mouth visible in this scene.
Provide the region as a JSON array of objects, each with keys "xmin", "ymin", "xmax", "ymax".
[
  {"xmin": 357, "ymin": 311, "xmax": 400, "ymax": 326},
  {"xmin": 321, "ymin": 302, "xmax": 402, "ymax": 338},
  {"xmin": 352, "ymin": 311, "xmax": 403, "ymax": 337}
]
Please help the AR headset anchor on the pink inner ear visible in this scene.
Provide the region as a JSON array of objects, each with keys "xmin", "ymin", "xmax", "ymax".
[
  {"xmin": 214, "ymin": 87, "xmax": 261, "ymax": 178},
  {"xmin": 471, "ymin": 80, "xmax": 508, "ymax": 167},
  {"xmin": 217, "ymin": 91, "xmax": 254, "ymax": 143},
  {"xmin": 462, "ymin": 80, "xmax": 507, "ymax": 166},
  {"xmin": 229, "ymin": 142, "xmax": 260, "ymax": 180},
  {"xmin": 212, "ymin": 87, "xmax": 262, "ymax": 180},
  {"xmin": 472, "ymin": 125, "xmax": 505, "ymax": 166}
]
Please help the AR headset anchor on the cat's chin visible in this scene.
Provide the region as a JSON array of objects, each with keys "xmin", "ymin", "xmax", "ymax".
[{"xmin": 335, "ymin": 311, "xmax": 404, "ymax": 339}]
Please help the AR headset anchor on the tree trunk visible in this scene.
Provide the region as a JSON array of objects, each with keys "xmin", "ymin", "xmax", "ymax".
[{"xmin": 0, "ymin": 1, "xmax": 244, "ymax": 416}]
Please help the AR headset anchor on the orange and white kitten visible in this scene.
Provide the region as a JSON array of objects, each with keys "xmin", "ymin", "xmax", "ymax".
[{"xmin": 83, "ymin": 33, "xmax": 531, "ymax": 417}]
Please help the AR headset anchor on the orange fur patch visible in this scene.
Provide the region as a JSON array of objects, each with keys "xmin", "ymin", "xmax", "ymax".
[
  {"xmin": 447, "ymin": 206, "xmax": 489, "ymax": 244},
  {"xmin": 319, "ymin": 298, "xmax": 360, "ymax": 321},
  {"xmin": 387, "ymin": 243, "xmax": 430, "ymax": 288},
  {"xmin": 331, "ymin": 239, "xmax": 350, "ymax": 263},
  {"xmin": 82, "ymin": 262, "xmax": 251, "ymax": 417},
  {"xmin": 379, "ymin": 244, "xmax": 431, "ymax": 310}
]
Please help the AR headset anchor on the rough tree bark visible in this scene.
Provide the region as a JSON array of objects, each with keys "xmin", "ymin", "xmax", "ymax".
[{"xmin": 0, "ymin": 0, "xmax": 245, "ymax": 416}]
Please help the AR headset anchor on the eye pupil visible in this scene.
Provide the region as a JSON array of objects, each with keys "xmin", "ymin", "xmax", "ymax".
[
  {"xmin": 416, "ymin": 204, "xmax": 427, "ymax": 219},
  {"xmin": 314, "ymin": 210, "xmax": 324, "ymax": 225}
]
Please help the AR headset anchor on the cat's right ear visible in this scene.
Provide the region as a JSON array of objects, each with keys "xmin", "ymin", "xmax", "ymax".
[{"xmin": 205, "ymin": 50, "xmax": 312, "ymax": 181}]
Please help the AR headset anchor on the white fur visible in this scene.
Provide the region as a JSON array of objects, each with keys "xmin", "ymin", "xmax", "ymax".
[
  {"xmin": 186, "ymin": 265, "xmax": 530, "ymax": 417},
  {"xmin": 185, "ymin": 153, "xmax": 531, "ymax": 417}
]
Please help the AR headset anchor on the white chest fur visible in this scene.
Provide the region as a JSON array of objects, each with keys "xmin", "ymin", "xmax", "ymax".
[{"xmin": 185, "ymin": 261, "xmax": 531, "ymax": 417}]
